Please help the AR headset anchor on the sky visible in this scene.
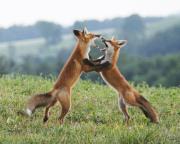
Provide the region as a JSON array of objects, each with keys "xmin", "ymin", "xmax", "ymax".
[{"xmin": 0, "ymin": 0, "xmax": 180, "ymax": 27}]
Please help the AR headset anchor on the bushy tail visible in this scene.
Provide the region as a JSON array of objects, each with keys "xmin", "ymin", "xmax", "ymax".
[
  {"xmin": 18, "ymin": 92, "xmax": 54, "ymax": 116},
  {"xmin": 137, "ymin": 95, "xmax": 159, "ymax": 123}
]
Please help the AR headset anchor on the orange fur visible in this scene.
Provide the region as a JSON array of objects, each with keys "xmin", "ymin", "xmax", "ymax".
[
  {"xmin": 21, "ymin": 28, "xmax": 101, "ymax": 124},
  {"xmin": 95, "ymin": 37, "xmax": 159, "ymax": 123}
]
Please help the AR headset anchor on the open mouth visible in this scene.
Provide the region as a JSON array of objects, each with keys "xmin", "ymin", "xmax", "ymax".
[
  {"xmin": 101, "ymin": 37, "xmax": 108, "ymax": 47},
  {"xmin": 91, "ymin": 36, "xmax": 109, "ymax": 51}
]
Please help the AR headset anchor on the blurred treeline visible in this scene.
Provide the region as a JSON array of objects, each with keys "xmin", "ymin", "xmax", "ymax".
[{"xmin": 0, "ymin": 14, "xmax": 180, "ymax": 87}]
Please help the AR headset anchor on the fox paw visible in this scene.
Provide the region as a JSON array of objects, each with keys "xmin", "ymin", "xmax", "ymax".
[
  {"xmin": 43, "ymin": 116, "xmax": 48, "ymax": 123},
  {"xmin": 83, "ymin": 59, "xmax": 94, "ymax": 66}
]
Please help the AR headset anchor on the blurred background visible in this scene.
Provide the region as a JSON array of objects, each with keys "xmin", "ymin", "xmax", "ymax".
[{"xmin": 0, "ymin": 0, "xmax": 179, "ymax": 87}]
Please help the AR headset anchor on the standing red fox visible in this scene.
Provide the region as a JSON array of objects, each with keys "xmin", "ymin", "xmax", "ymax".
[
  {"xmin": 84, "ymin": 37, "xmax": 159, "ymax": 123},
  {"xmin": 19, "ymin": 28, "xmax": 102, "ymax": 124}
]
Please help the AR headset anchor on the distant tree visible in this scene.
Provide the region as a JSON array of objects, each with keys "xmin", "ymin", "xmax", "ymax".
[
  {"xmin": 35, "ymin": 21, "xmax": 62, "ymax": 45},
  {"xmin": 19, "ymin": 55, "xmax": 58, "ymax": 75},
  {"xmin": 7, "ymin": 42, "xmax": 16, "ymax": 60},
  {"xmin": 118, "ymin": 54, "xmax": 180, "ymax": 87},
  {"xmin": 0, "ymin": 55, "xmax": 15, "ymax": 74},
  {"xmin": 138, "ymin": 25, "xmax": 180, "ymax": 56},
  {"xmin": 73, "ymin": 17, "xmax": 124, "ymax": 31},
  {"xmin": 123, "ymin": 14, "xmax": 145, "ymax": 35},
  {"xmin": 0, "ymin": 26, "xmax": 41, "ymax": 42},
  {"xmin": 120, "ymin": 14, "xmax": 145, "ymax": 54}
]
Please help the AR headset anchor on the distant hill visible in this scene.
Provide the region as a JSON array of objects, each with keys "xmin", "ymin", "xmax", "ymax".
[
  {"xmin": 138, "ymin": 24, "xmax": 180, "ymax": 56},
  {"xmin": 0, "ymin": 14, "xmax": 180, "ymax": 60},
  {"xmin": 146, "ymin": 15, "xmax": 180, "ymax": 37},
  {"xmin": 0, "ymin": 15, "xmax": 173, "ymax": 43},
  {"xmin": 0, "ymin": 25, "xmax": 41, "ymax": 42}
]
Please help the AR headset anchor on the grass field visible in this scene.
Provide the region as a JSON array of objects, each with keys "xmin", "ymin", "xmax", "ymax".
[{"xmin": 0, "ymin": 75, "xmax": 179, "ymax": 143}]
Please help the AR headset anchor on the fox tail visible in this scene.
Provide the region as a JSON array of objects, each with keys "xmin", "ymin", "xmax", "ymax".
[{"xmin": 18, "ymin": 92, "xmax": 54, "ymax": 116}]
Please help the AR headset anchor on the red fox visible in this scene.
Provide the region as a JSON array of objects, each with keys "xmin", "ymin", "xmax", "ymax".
[
  {"xmin": 19, "ymin": 28, "xmax": 102, "ymax": 124},
  {"xmin": 84, "ymin": 37, "xmax": 159, "ymax": 123}
]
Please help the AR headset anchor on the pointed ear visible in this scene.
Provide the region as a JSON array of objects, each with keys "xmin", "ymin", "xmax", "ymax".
[
  {"xmin": 117, "ymin": 40, "xmax": 127, "ymax": 47},
  {"xmin": 83, "ymin": 27, "xmax": 89, "ymax": 35},
  {"xmin": 73, "ymin": 29, "xmax": 81, "ymax": 37},
  {"xmin": 111, "ymin": 36, "xmax": 115, "ymax": 40}
]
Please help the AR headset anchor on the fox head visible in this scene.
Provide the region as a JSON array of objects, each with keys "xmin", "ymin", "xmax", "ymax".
[
  {"xmin": 102, "ymin": 36, "xmax": 127, "ymax": 52},
  {"xmin": 73, "ymin": 27, "xmax": 101, "ymax": 44},
  {"xmin": 99, "ymin": 37, "xmax": 127, "ymax": 63}
]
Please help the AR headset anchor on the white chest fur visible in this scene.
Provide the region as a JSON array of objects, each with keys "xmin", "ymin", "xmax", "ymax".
[
  {"xmin": 84, "ymin": 45, "xmax": 90, "ymax": 59},
  {"xmin": 84, "ymin": 38, "xmax": 96, "ymax": 59}
]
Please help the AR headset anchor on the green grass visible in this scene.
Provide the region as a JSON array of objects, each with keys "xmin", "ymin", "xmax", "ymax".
[{"xmin": 0, "ymin": 75, "xmax": 179, "ymax": 144}]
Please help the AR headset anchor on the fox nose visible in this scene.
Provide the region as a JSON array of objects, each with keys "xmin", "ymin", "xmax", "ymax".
[{"xmin": 73, "ymin": 30, "xmax": 80, "ymax": 36}]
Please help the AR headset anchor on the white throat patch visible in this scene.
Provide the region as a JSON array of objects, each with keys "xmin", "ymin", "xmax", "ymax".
[{"xmin": 85, "ymin": 38, "xmax": 96, "ymax": 59}]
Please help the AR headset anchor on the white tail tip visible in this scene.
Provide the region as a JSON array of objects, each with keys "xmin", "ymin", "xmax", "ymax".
[{"xmin": 26, "ymin": 109, "xmax": 32, "ymax": 116}]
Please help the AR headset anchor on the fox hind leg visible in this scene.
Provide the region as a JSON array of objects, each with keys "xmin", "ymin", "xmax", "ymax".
[
  {"xmin": 119, "ymin": 97, "xmax": 130, "ymax": 124},
  {"xmin": 43, "ymin": 99, "xmax": 57, "ymax": 123},
  {"xmin": 122, "ymin": 92, "xmax": 159, "ymax": 123},
  {"xmin": 57, "ymin": 89, "xmax": 71, "ymax": 124}
]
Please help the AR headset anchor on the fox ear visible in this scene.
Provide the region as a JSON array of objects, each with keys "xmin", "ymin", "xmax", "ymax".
[
  {"xmin": 73, "ymin": 29, "xmax": 81, "ymax": 37},
  {"xmin": 83, "ymin": 27, "xmax": 89, "ymax": 35},
  {"xmin": 111, "ymin": 36, "xmax": 115, "ymax": 40},
  {"xmin": 117, "ymin": 40, "xmax": 127, "ymax": 47}
]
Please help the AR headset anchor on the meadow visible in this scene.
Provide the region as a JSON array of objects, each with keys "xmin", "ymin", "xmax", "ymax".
[{"xmin": 0, "ymin": 75, "xmax": 179, "ymax": 143}]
